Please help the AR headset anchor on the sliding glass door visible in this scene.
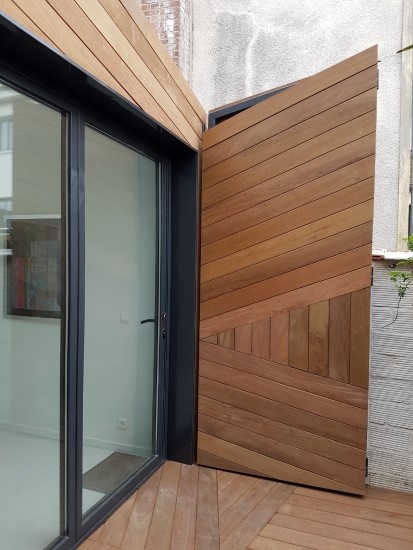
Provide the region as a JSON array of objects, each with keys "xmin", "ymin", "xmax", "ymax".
[
  {"xmin": 82, "ymin": 126, "xmax": 162, "ymax": 515},
  {"xmin": 0, "ymin": 79, "xmax": 167, "ymax": 549},
  {"xmin": 0, "ymin": 82, "xmax": 66, "ymax": 550}
]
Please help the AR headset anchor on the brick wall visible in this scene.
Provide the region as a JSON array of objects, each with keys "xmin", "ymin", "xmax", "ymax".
[
  {"xmin": 138, "ymin": 0, "xmax": 192, "ymax": 82},
  {"xmin": 368, "ymin": 259, "xmax": 413, "ymax": 493}
]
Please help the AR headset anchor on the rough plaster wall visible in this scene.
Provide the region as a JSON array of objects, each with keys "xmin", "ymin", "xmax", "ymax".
[
  {"xmin": 369, "ymin": 260, "xmax": 413, "ymax": 493},
  {"xmin": 192, "ymin": 0, "xmax": 404, "ymax": 250}
]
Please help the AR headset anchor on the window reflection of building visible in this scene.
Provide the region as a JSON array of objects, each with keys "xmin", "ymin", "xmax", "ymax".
[{"xmin": 0, "ymin": 118, "xmax": 12, "ymax": 151}]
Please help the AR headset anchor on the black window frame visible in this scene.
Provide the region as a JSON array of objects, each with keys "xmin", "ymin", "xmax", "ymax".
[{"xmin": 0, "ymin": 11, "xmax": 200, "ymax": 550}]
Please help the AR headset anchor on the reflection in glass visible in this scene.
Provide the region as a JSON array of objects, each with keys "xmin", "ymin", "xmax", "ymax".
[
  {"xmin": 82, "ymin": 126, "xmax": 159, "ymax": 514},
  {"xmin": 0, "ymin": 82, "xmax": 66, "ymax": 549}
]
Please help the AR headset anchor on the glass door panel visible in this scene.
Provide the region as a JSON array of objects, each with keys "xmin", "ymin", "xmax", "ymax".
[
  {"xmin": 0, "ymin": 82, "xmax": 66, "ymax": 549},
  {"xmin": 82, "ymin": 126, "xmax": 160, "ymax": 514}
]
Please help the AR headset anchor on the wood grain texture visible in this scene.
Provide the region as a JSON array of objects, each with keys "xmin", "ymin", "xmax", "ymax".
[
  {"xmin": 252, "ymin": 318, "xmax": 271, "ymax": 359},
  {"xmin": 198, "ymin": 47, "xmax": 376, "ymax": 495},
  {"xmin": 203, "ymin": 66, "xmax": 377, "ymax": 171},
  {"xmin": 218, "ymin": 329, "xmax": 235, "ymax": 349},
  {"xmin": 195, "ymin": 467, "xmax": 219, "ymax": 550},
  {"xmin": 84, "ymin": 462, "xmax": 411, "ymax": 550},
  {"xmin": 289, "ymin": 307, "xmax": 309, "ymax": 371},
  {"xmin": 2, "ymin": 0, "xmax": 206, "ymax": 148},
  {"xmin": 199, "ymin": 377, "xmax": 367, "ymax": 449},
  {"xmin": 202, "ymin": 156, "xmax": 374, "ymax": 247},
  {"xmin": 235, "ymin": 324, "xmax": 253, "ymax": 354},
  {"xmin": 309, "ymin": 301, "xmax": 329, "ymax": 377},
  {"xmin": 270, "ymin": 313, "xmax": 289, "ymax": 365},
  {"xmin": 350, "ymin": 287, "xmax": 371, "ymax": 388},
  {"xmin": 145, "ymin": 461, "xmax": 181, "ymax": 550},
  {"xmin": 329, "ymin": 294, "xmax": 351, "ymax": 382}
]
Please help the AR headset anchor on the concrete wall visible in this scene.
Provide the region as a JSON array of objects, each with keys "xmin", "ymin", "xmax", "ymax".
[{"xmin": 369, "ymin": 260, "xmax": 413, "ymax": 493}]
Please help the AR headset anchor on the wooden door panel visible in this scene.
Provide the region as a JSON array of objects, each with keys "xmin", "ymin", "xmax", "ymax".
[{"xmin": 197, "ymin": 47, "xmax": 377, "ymax": 494}]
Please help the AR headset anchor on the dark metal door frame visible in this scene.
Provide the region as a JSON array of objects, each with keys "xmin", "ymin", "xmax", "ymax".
[{"xmin": 0, "ymin": 12, "xmax": 200, "ymax": 550}]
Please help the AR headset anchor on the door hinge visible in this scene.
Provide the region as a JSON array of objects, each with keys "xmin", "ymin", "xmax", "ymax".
[
  {"xmin": 371, "ymin": 266, "xmax": 374, "ymax": 286},
  {"xmin": 365, "ymin": 457, "xmax": 369, "ymax": 477},
  {"xmin": 161, "ymin": 312, "xmax": 167, "ymax": 339}
]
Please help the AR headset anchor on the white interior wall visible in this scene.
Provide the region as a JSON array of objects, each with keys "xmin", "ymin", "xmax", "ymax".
[
  {"xmin": 0, "ymin": 92, "xmax": 157, "ymax": 456},
  {"xmin": 83, "ymin": 127, "xmax": 157, "ymax": 455},
  {"xmin": 0, "ymin": 96, "xmax": 61, "ymax": 435}
]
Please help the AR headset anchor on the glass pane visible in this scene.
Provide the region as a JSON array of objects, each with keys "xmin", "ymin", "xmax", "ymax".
[
  {"xmin": 0, "ymin": 82, "xmax": 66, "ymax": 548},
  {"xmin": 83, "ymin": 126, "xmax": 159, "ymax": 514}
]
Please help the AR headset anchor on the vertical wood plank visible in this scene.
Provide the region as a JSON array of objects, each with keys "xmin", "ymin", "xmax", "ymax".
[
  {"xmin": 309, "ymin": 301, "xmax": 329, "ymax": 377},
  {"xmin": 235, "ymin": 324, "xmax": 253, "ymax": 354},
  {"xmin": 289, "ymin": 307, "xmax": 309, "ymax": 370},
  {"xmin": 170, "ymin": 464, "xmax": 199, "ymax": 550},
  {"xmin": 270, "ymin": 313, "xmax": 289, "ymax": 365},
  {"xmin": 121, "ymin": 466, "xmax": 163, "ymax": 550},
  {"xmin": 145, "ymin": 461, "xmax": 181, "ymax": 550},
  {"xmin": 252, "ymin": 318, "xmax": 271, "ymax": 359},
  {"xmin": 218, "ymin": 329, "xmax": 235, "ymax": 349},
  {"xmin": 350, "ymin": 287, "xmax": 371, "ymax": 388},
  {"xmin": 329, "ymin": 294, "xmax": 351, "ymax": 382},
  {"xmin": 195, "ymin": 467, "xmax": 219, "ymax": 550}
]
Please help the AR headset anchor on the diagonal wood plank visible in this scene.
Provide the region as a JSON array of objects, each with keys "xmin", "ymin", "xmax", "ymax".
[
  {"xmin": 199, "ymin": 395, "xmax": 365, "ymax": 469},
  {"xmin": 200, "ymin": 267, "xmax": 371, "ymax": 338},
  {"xmin": 257, "ymin": 524, "xmax": 375, "ymax": 549},
  {"xmin": 198, "ymin": 414, "xmax": 365, "ymax": 488},
  {"xmin": 199, "ymin": 341, "xmax": 367, "ymax": 408},
  {"xmin": 201, "ymin": 222, "xmax": 372, "ymax": 302},
  {"xmin": 199, "ymin": 377, "xmax": 366, "ymax": 449},
  {"xmin": 286, "ymin": 493, "xmax": 413, "ymax": 529},
  {"xmin": 222, "ymin": 483, "xmax": 295, "ymax": 550},
  {"xmin": 203, "ymin": 66, "xmax": 377, "ymax": 171},
  {"xmin": 195, "ymin": 467, "xmax": 219, "ymax": 550},
  {"xmin": 219, "ymin": 479, "xmax": 274, "ymax": 544},
  {"xmin": 277, "ymin": 502, "xmax": 413, "ymax": 542},
  {"xmin": 218, "ymin": 473, "xmax": 257, "ymax": 516},
  {"xmin": 270, "ymin": 513, "xmax": 413, "ymax": 550}
]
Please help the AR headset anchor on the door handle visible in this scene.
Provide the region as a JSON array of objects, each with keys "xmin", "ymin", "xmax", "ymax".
[{"xmin": 141, "ymin": 318, "xmax": 155, "ymax": 324}]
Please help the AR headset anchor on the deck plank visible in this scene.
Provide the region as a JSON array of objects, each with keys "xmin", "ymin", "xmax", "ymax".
[
  {"xmin": 195, "ymin": 467, "xmax": 220, "ymax": 549},
  {"xmin": 222, "ymin": 483, "xmax": 294, "ymax": 550},
  {"xmin": 145, "ymin": 462, "xmax": 181, "ymax": 550},
  {"xmin": 83, "ymin": 461, "xmax": 413, "ymax": 550},
  {"xmin": 120, "ymin": 467, "xmax": 162, "ymax": 549},
  {"xmin": 170, "ymin": 464, "xmax": 198, "ymax": 550}
]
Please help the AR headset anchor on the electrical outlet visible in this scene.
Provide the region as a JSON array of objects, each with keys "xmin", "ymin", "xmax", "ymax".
[{"xmin": 117, "ymin": 418, "xmax": 128, "ymax": 430}]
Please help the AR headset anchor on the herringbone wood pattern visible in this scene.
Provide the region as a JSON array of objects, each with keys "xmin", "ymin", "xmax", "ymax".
[{"xmin": 81, "ymin": 462, "xmax": 413, "ymax": 550}]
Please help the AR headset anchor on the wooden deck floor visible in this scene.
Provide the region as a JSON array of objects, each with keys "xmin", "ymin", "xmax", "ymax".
[{"xmin": 80, "ymin": 462, "xmax": 413, "ymax": 550}]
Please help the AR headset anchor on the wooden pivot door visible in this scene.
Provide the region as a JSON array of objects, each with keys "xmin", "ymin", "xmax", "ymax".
[{"xmin": 197, "ymin": 47, "xmax": 377, "ymax": 495}]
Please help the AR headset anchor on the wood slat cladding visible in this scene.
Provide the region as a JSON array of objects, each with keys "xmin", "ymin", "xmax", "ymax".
[
  {"xmin": 198, "ymin": 47, "xmax": 377, "ymax": 495},
  {"xmin": 0, "ymin": 0, "xmax": 206, "ymax": 149}
]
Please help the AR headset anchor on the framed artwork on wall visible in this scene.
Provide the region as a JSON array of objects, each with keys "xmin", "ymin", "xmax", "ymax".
[{"xmin": 6, "ymin": 215, "xmax": 61, "ymax": 318}]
